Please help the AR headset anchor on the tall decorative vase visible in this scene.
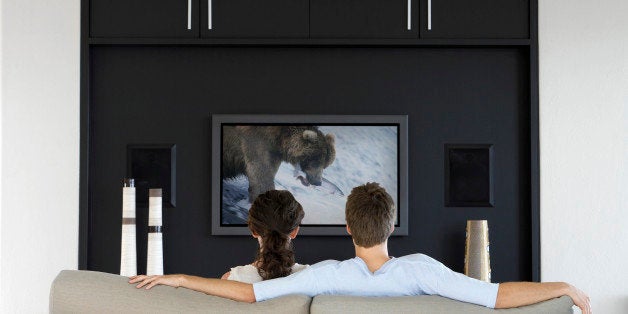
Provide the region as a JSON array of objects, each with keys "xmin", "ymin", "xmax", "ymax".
[
  {"xmin": 120, "ymin": 178, "xmax": 137, "ymax": 277},
  {"xmin": 464, "ymin": 220, "xmax": 491, "ymax": 282},
  {"xmin": 146, "ymin": 188, "xmax": 164, "ymax": 275}
]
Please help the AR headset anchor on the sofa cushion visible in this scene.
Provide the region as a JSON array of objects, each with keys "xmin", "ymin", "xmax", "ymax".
[
  {"xmin": 310, "ymin": 294, "xmax": 574, "ymax": 314},
  {"xmin": 50, "ymin": 270, "xmax": 311, "ymax": 313}
]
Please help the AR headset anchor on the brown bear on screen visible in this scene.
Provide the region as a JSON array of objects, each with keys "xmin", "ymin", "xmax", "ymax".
[{"xmin": 222, "ymin": 125, "xmax": 336, "ymax": 202}]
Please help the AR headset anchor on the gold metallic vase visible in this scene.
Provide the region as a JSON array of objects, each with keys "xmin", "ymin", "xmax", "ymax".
[{"xmin": 464, "ymin": 220, "xmax": 491, "ymax": 282}]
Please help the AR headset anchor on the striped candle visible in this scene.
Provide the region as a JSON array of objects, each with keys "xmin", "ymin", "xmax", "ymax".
[
  {"xmin": 120, "ymin": 178, "xmax": 137, "ymax": 277},
  {"xmin": 146, "ymin": 188, "xmax": 164, "ymax": 275}
]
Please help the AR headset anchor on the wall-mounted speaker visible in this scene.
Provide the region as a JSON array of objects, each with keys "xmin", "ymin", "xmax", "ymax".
[
  {"xmin": 445, "ymin": 144, "xmax": 494, "ymax": 207},
  {"xmin": 127, "ymin": 144, "xmax": 177, "ymax": 208}
]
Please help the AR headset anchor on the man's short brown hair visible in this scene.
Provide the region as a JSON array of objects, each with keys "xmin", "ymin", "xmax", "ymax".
[{"xmin": 345, "ymin": 182, "xmax": 396, "ymax": 247}]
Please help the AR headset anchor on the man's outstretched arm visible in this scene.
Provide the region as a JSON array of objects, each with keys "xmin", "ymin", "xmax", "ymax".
[
  {"xmin": 129, "ymin": 274, "xmax": 256, "ymax": 303},
  {"xmin": 495, "ymin": 282, "xmax": 590, "ymax": 314}
]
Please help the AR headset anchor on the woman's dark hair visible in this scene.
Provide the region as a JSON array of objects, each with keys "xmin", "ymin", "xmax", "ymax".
[{"xmin": 248, "ymin": 190, "xmax": 305, "ymax": 280}]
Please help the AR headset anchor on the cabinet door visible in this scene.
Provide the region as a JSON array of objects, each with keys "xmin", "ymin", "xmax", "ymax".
[
  {"xmin": 90, "ymin": 0, "xmax": 198, "ymax": 37},
  {"xmin": 420, "ymin": 0, "xmax": 529, "ymax": 38},
  {"xmin": 310, "ymin": 0, "xmax": 418, "ymax": 38},
  {"xmin": 201, "ymin": 0, "xmax": 309, "ymax": 38}
]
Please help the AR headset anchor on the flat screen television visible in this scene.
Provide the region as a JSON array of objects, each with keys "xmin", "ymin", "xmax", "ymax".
[{"xmin": 211, "ymin": 114, "xmax": 408, "ymax": 236}]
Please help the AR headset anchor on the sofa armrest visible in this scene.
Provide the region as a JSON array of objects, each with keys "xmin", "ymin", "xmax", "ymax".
[
  {"xmin": 50, "ymin": 270, "xmax": 311, "ymax": 313},
  {"xmin": 310, "ymin": 294, "xmax": 574, "ymax": 314}
]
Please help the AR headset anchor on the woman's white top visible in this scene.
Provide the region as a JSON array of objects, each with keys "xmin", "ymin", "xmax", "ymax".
[{"xmin": 227, "ymin": 263, "xmax": 309, "ymax": 284}]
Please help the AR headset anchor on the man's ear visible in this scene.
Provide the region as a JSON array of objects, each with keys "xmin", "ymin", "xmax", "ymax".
[
  {"xmin": 289, "ymin": 227, "xmax": 300, "ymax": 239},
  {"xmin": 346, "ymin": 225, "xmax": 352, "ymax": 235},
  {"xmin": 389, "ymin": 224, "xmax": 395, "ymax": 235}
]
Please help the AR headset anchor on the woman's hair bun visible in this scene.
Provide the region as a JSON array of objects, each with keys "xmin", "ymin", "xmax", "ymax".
[{"xmin": 248, "ymin": 190, "xmax": 304, "ymax": 280}]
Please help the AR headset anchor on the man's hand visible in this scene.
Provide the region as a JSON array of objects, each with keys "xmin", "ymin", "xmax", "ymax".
[
  {"xmin": 565, "ymin": 284, "xmax": 591, "ymax": 314},
  {"xmin": 128, "ymin": 273, "xmax": 256, "ymax": 303},
  {"xmin": 496, "ymin": 282, "xmax": 590, "ymax": 314},
  {"xmin": 129, "ymin": 274, "xmax": 184, "ymax": 290}
]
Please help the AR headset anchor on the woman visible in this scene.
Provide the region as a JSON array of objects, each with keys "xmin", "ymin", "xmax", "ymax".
[{"xmin": 129, "ymin": 190, "xmax": 306, "ymax": 289}]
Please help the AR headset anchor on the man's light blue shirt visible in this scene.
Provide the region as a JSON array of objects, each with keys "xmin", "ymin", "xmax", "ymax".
[{"xmin": 253, "ymin": 253, "xmax": 499, "ymax": 308}]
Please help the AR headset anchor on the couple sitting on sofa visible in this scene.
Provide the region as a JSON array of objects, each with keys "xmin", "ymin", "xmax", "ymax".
[{"xmin": 130, "ymin": 183, "xmax": 591, "ymax": 313}]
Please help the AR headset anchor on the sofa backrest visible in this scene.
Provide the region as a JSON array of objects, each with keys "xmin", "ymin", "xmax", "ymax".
[{"xmin": 50, "ymin": 270, "xmax": 311, "ymax": 313}]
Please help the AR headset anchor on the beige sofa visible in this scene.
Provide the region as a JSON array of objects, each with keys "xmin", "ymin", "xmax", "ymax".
[{"xmin": 50, "ymin": 270, "xmax": 574, "ymax": 313}]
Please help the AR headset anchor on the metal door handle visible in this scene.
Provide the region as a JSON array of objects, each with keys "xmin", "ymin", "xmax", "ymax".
[
  {"xmin": 208, "ymin": 0, "xmax": 213, "ymax": 29},
  {"xmin": 407, "ymin": 0, "xmax": 412, "ymax": 30},
  {"xmin": 187, "ymin": 0, "xmax": 192, "ymax": 30},
  {"xmin": 427, "ymin": 0, "xmax": 432, "ymax": 30}
]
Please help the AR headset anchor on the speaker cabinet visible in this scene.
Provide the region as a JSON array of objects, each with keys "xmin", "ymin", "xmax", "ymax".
[
  {"xmin": 127, "ymin": 144, "xmax": 177, "ymax": 208},
  {"xmin": 445, "ymin": 144, "xmax": 494, "ymax": 207}
]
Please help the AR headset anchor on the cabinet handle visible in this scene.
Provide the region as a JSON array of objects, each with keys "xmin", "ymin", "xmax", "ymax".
[
  {"xmin": 427, "ymin": 0, "xmax": 432, "ymax": 30},
  {"xmin": 407, "ymin": 0, "xmax": 412, "ymax": 30},
  {"xmin": 187, "ymin": 0, "xmax": 192, "ymax": 30},
  {"xmin": 208, "ymin": 0, "xmax": 213, "ymax": 29}
]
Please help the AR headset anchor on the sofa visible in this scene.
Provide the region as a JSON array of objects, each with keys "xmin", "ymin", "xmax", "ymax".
[{"xmin": 50, "ymin": 270, "xmax": 574, "ymax": 313}]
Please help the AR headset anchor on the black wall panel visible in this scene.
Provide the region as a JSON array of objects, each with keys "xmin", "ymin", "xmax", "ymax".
[
  {"xmin": 90, "ymin": 0, "xmax": 199, "ymax": 38},
  {"xmin": 201, "ymin": 0, "xmax": 310, "ymax": 38},
  {"xmin": 419, "ymin": 0, "xmax": 530, "ymax": 38},
  {"xmin": 310, "ymin": 0, "xmax": 418, "ymax": 38},
  {"xmin": 89, "ymin": 47, "xmax": 530, "ymax": 282}
]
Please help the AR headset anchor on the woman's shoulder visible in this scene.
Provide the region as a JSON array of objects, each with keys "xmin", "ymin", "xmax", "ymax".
[
  {"xmin": 228, "ymin": 264, "xmax": 263, "ymax": 283},
  {"xmin": 229, "ymin": 263, "xmax": 309, "ymax": 282},
  {"xmin": 232, "ymin": 264, "xmax": 255, "ymax": 269},
  {"xmin": 291, "ymin": 263, "xmax": 310, "ymax": 274},
  {"xmin": 230, "ymin": 264, "xmax": 257, "ymax": 273}
]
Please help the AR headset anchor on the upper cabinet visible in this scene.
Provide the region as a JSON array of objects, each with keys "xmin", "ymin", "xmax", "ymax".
[
  {"xmin": 89, "ymin": 0, "xmax": 530, "ymax": 40},
  {"xmin": 310, "ymin": 0, "xmax": 418, "ymax": 38},
  {"xmin": 90, "ymin": 0, "xmax": 199, "ymax": 37},
  {"xmin": 419, "ymin": 0, "xmax": 529, "ymax": 38},
  {"xmin": 200, "ymin": 0, "xmax": 309, "ymax": 38}
]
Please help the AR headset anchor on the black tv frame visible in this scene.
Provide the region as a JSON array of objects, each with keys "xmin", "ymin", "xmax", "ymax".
[{"xmin": 211, "ymin": 114, "xmax": 409, "ymax": 236}]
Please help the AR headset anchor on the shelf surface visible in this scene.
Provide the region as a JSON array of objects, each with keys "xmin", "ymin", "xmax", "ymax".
[{"xmin": 88, "ymin": 37, "xmax": 531, "ymax": 47}]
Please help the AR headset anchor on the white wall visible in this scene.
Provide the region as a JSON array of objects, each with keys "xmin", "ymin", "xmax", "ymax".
[
  {"xmin": 0, "ymin": 0, "xmax": 3, "ymax": 307},
  {"xmin": 1, "ymin": 0, "xmax": 80, "ymax": 312},
  {"xmin": 539, "ymin": 1, "xmax": 628, "ymax": 313}
]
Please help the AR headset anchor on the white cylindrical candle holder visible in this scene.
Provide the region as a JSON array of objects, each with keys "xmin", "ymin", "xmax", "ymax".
[
  {"xmin": 464, "ymin": 220, "xmax": 491, "ymax": 282},
  {"xmin": 146, "ymin": 188, "xmax": 164, "ymax": 275},
  {"xmin": 120, "ymin": 178, "xmax": 137, "ymax": 277}
]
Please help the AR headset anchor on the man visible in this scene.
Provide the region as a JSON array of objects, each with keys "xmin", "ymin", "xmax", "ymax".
[{"xmin": 130, "ymin": 183, "xmax": 590, "ymax": 313}]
